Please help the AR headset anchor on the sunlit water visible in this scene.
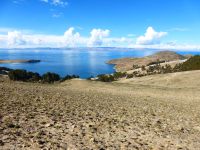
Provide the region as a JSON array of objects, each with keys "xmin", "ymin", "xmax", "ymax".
[{"xmin": 0, "ymin": 48, "xmax": 200, "ymax": 78}]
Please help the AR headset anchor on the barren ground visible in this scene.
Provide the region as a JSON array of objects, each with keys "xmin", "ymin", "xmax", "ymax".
[{"xmin": 0, "ymin": 70, "xmax": 200, "ymax": 149}]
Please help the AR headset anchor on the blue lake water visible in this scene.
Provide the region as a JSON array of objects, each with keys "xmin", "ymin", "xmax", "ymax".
[{"xmin": 0, "ymin": 48, "xmax": 200, "ymax": 78}]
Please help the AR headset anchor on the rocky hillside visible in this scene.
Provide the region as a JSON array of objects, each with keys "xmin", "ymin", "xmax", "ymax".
[
  {"xmin": 107, "ymin": 51, "xmax": 187, "ymax": 72},
  {"xmin": 1, "ymin": 70, "xmax": 200, "ymax": 149}
]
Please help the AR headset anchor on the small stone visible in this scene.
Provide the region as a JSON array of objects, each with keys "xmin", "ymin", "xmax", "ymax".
[
  {"xmin": 7, "ymin": 123, "xmax": 15, "ymax": 128},
  {"xmin": 38, "ymin": 140, "xmax": 45, "ymax": 145},
  {"xmin": 0, "ymin": 140, "xmax": 4, "ymax": 146},
  {"xmin": 2, "ymin": 135, "xmax": 9, "ymax": 140},
  {"xmin": 45, "ymin": 123, "xmax": 52, "ymax": 127},
  {"xmin": 60, "ymin": 143, "xmax": 68, "ymax": 149}
]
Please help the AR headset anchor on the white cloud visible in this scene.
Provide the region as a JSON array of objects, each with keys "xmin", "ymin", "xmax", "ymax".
[
  {"xmin": 40, "ymin": 0, "xmax": 68, "ymax": 18},
  {"xmin": 52, "ymin": 0, "xmax": 68, "ymax": 7},
  {"xmin": 40, "ymin": 0, "xmax": 68, "ymax": 7},
  {"xmin": 1, "ymin": 27, "xmax": 86, "ymax": 48},
  {"xmin": 136, "ymin": 27, "xmax": 167, "ymax": 45},
  {"xmin": 40, "ymin": 0, "xmax": 48, "ymax": 3},
  {"xmin": 88, "ymin": 29, "xmax": 110, "ymax": 46},
  {"xmin": 0, "ymin": 26, "xmax": 200, "ymax": 51},
  {"xmin": 0, "ymin": 27, "xmax": 123, "ymax": 48},
  {"xmin": 63, "ymin": 27, "xmax": 85, "ymax": 47},
  {"xmin": 12, "ymin": 0, "xmax": 24, "ymax": 4},
  {"xmin": 7, "ymin": 31, "xmax": 26, "ymax": 46}
]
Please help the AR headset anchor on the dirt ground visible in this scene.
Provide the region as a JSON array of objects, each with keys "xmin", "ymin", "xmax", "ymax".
[{"xmin": 0, "ymin": 70, "xmax": 200, "ymax": 149}]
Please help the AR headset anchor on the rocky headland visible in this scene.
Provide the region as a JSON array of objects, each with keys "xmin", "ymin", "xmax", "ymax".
[{"xmin": 107, "ymin": 51, "xmax": 187, "ymax": 72}]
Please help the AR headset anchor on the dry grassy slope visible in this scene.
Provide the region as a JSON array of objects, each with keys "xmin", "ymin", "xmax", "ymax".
[
  {"xmin": 0, "ymin": 70, "xmax": 200, "ymax": 149},
  {"xmin": 118, "ymin": 70, "xmax": 200, "ymax": 88},
  {"xmin": 107, "ymin": 51, "xmax": 186, "ymax": 72}
]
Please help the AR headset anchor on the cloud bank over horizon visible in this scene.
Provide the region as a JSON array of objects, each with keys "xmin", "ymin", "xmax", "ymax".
[
  {"xmin": 0, "ymin": 26, "xmax": 200, "ymax": 51},
  {"xmin": 136, "ymin": 27, "xmax": 167, "ymax": 45}
]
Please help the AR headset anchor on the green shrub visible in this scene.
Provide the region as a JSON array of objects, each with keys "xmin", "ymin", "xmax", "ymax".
[
  {"xmin": 8, "ymin": 69, "xmax": 41, "ymax": 82},
  {"xmin": 27, "ymin": 72, "xmax": 41, "ymax": 82},
  {"xmin": 97, "ymin": 74, "xmax": 115, "ymax": 82},
  {"xmin": 141, "ymin": 65, "xmax": 146, "ymax": 71},
  {"xmin": 171, "ymin": 55, "xmax": 200, "ymax": 72},
  {"xmin": 180, "ymin": 55, "xmax": 200, "ymax": 71},
  {"xmin": 132, "ymin": 71, "xmax": 146, "ymax": 77},
  {"xmin": 42, "ymin": 72, "xmax": 60, "ymax": 83},
  {"xmin": 173, "ymin": 64, "xmax": 182, "ymax": 72},
  {"xmin": 8, "ymin": 69, "xmax": 28, "ymax": 81},
  {"xmin": 161, "ymin": 64, "xmax": 173, "ymax": 73},
  {"xmin": 113, "ymin": 72, "xmax": 126, "ymax": 79},
  {"xmin": 147, "ymin": 60, "xmax": 165, "ymax": 66},
  {"xmin": 146, "ymin": 63, "xmax": 173, "ymax": 74},
  {"xmin": 133, "ymin": 64, "xmax": 140, "ymax": 69},
  {"xmin": 7, "ymin": 68, "xmax": 81, "ymax": 84},
  {"xmin": 126, "ymin": 74, "xmax": 134, "ymax": 78},
  {"xmin": 147, "ymin": 66, "xmax": 157, "ymax": 73}
]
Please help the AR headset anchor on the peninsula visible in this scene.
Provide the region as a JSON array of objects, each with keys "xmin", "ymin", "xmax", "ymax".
[
  {"xmin": 0, "ymin": 59, "xmax": 41, "ymax": 64},
  {"xmin": 107, "ymin": 51, "xmax": 187, "ymax": 72}
]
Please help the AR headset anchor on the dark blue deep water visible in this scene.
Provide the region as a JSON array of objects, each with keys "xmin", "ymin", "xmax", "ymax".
[{"xmin": 0, "ymin": 48, "xmax": 200, "ymax": 78}]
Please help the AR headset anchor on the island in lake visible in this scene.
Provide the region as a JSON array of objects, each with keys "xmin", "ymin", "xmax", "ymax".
[{"xmin": 0, "ymin": 59, "xmax": 41, "ymax": 64}]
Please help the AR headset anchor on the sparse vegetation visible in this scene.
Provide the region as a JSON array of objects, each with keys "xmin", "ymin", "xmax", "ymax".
[
  {"xmin": 178, "ymin": 55, "xmax": 200, "ymax": 71},
  {"xmin": 113, "ymin": 72, "xmax": 127, "ymax": 79},
  {"xmin": 6, "ymin": 68, "xmax": 79, "ymax": 83},
  {"xmin": 141, "ymin": 65, "xmax": 146, "ymax": 71},
  {"xmin": 42, "ymin": 72, "xmax": 60, "ymax": 83},
  {"xmin": 133, "ymin": 64, "xmax": 140, "ymax": 69},
  {"xmin": 8, "ymin": 69, "xmax": 41, "ymax": 82},
  {"xmin": 162, "ymin": 64, "xmax": 173, "ymax": 73},
  {"xmin": 97, "ymin": 72, "xmax": 127, "ymax": 82},
  {"xmin": 147, "ymin": 60, "xmax": 165, "ymax": 66},
  {"xmin": 135, "ymin": 55, "xmax": 200, "ymax": 77},
  {"xmin": 97, "ymin": 74, "xmax": 115, "ymax": 82},
  {"xmin": 126, "ymin": 74, "xmax": 134, "ymax": 78}
]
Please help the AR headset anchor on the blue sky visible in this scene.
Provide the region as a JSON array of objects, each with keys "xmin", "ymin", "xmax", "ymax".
[{"xmin": 0, "ymin": 0, "xmax": 200, "ymax": 50}]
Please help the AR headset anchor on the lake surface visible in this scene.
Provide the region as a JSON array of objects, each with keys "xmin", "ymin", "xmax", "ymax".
[{"xmin": 0, "ymin": 48, "xmax": 200, "ymax": 78}]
